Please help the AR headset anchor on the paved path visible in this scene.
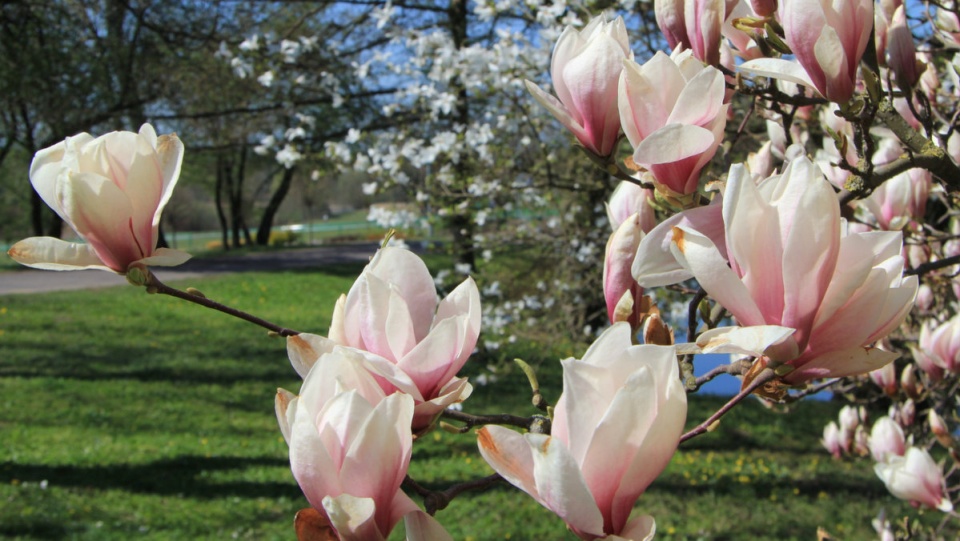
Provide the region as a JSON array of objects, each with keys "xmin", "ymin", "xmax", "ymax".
[{"xmin": 0, "ymin": 243, "xmax": 384, "ymax": 295}]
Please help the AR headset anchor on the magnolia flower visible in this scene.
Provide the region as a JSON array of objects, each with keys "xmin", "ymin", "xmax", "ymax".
[
  {"xmin": 912, "ymin": 316, "xmax": 960, "ymax": 374},
  {"xmin": 634, "ymin": 156, "xmax": 918, "ymax": 383},
  {"xmin": 287, "ymin": 247, "xmax": 480, "ymax": 431},
  {"xmin": 740, "ymin": 0, "xmax": 873, "ymax": 103},
  {"xmin": 875, "ymin": 447, "xmax": 953, "ymax": 512},
  {"xmin": 8, "ymin": 124, "xmax": 191, "ymax": 274},
  {"xmin": 276, "ymin": 383, "xmax": 451, "ymax": 541},
  {"xmin": 619, "ymin": 50, "xmax": 728, "ymax": 199},
  {"xmin": 859, "ymin": 139, "xmax": 932, "ymax": 231},
  {"xmin": 478, "ymin": 323, "xmax": 686, "ymax": 540},
  {"xmin": 869, "ymin": 416, "xmax": 906, "ymax": 463},
  {"xmin": 654, "ymin": 0, "xmax": 726, "ymax": 66},
  {"xmin": 525, "ymin": 17, "xmax": 631, "ymax": 157}
]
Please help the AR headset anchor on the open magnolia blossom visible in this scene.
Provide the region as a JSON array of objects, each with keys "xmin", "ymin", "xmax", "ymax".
[
  {"xmin": 478, "ymin": 323, "xmax": 686, "ymax": 540},
  {"xmin": 524, "ymin": 16, "xmax": 631, "ymax": 157},
  {"xmin": 285, "ymin": 246, "xmax": 480, "ymax": 431},
  {"xmin": 619, "ymin": 49, "xmax": 728, "ymax": 199},
  {"xmin": 276, "ymin": 378, "xmax": 451, "ymax": 541},
  {"xmin": 8, "ymin": 124, "xmax": 191, "ymax": 274},
  {"xmin": 875, "ymin": 447, "xmax": 954, "ymax": 512},
  {"xmin": 634, "ymin": 155, "xmax": 918, "ymax": 383}
]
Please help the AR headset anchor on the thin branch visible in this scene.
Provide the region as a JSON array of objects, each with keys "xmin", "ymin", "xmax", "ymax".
[
  {"xmin": 679, "ymin": 367, "xmax": 776, "ymax": 444},
  {"xmin": 145, "ymin": 271, "xmax": 300, "ymax": 337}
]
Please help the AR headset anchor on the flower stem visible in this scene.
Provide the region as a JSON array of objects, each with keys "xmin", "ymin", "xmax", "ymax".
[{"xmin": 679, "ymin": 367, "xmax": 776, "ymax": 444}]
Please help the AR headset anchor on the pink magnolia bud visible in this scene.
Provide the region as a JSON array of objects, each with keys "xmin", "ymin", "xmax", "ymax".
[
  {"xmin": 869, "ymin": 416, "xmax": 906, "ymax": 463},
  {"xmin": 525, "ymin": 17, "xmax": 631, "ymax": 157},
  {"xmin": 900, "ymin": 363, "xmax": 921, "ymax": 399},
  {"xmin": 749, "ymin": 0, "xmax": 777, "ymax": 17},
  {"xmin": 886, "ymin": 6, "xmax": 922, "ymax": 90},
  {"xmin": 929, "ymin": 409, "xmax": 953, "ymax": 448},
  {"xmin": 478, "ymin": 324, "xmax": 686, "ymax": 539},
  {"xmin": 901, "ymin": 399, "xmax": 916, "ymax": 427},
  {"xmin": 655, "ymin": 0, "xmax": 726, "ymax": 65},
  {"xmin": 915, "ymin": 284, "xmax": 934, "ymax": 312},
  {"xmin": 8, "ymin": 124, "xmax": 191, "ymax": 274},
  {"xmin": 823, "ymin": 421, "xmax": 843, "ymax": 458},
  {"xmin": 604, "ymin": 214, "xmax": 647, "ymax": 328},
  {"xmin": 875, "ymin": 447, "xmax": 954, "ymax": 512},
  {"xmin": 869, "ymin": 362, "xmax": 898, "ymax": 396}
]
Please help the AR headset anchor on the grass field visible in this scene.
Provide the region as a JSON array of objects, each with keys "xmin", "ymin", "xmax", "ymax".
[{"xmin": 0, "ymin": 260, "xmax": 942, "ymax": 540}]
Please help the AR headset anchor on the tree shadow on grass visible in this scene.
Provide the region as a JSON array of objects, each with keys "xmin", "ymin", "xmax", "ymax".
[{"xmin": 1, "ymin": 455, "xmax": 298, "ymax": 500}]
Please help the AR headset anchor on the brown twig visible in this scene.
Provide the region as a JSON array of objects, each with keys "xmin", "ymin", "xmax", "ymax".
[
  {"xmin": 679, "ymin": 367, "xmax": 777, "ymax": 444},
  {"xmin": 145, "ymin": 271, "xmax": 301, "ymax": 337}
]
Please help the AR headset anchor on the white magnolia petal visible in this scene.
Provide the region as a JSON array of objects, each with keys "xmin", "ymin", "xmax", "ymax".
[
  {"xmin": 739, "ymin": 58, "xmax": 818, "ymax": 91},
  {"xmin": 7, "ymin": 237, "xmax": 111, "ymax": 272}
]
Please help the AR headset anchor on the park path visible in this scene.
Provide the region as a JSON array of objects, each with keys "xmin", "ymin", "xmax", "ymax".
[{"xmin": 0, "ymin": 243, "xmax": 382, "ymax": 295}]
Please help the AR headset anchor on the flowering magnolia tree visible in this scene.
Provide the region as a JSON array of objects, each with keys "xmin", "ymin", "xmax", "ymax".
[{"xmin": 11, "ymin": 0, "xmax": 960, "ymax": 539}]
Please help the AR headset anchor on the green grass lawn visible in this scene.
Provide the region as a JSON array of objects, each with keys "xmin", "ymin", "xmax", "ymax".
[{"xmin": 0, "ymin": 265, "xmax": 943, "ymax": 540}]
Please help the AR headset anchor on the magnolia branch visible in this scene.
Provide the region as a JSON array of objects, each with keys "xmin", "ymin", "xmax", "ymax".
[
  {"xmin": 440, "ymin": 409, "xmax": 548, "ymax": 434},
  {"xmin": 403, "ymin": 473, "xmax": 505, "ymax": 515},
  {"xmin": 143, "ymin": 271, "xmax": 301, "ymax": 337},
  {"xmin": 679, "ymin": 367, "xmax": 777, "ymax": 444}
]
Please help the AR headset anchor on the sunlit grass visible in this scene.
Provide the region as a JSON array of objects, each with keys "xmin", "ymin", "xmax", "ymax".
[{"xmin": 0, "ymin": 266, "xmax": 938, "ymax": 540}]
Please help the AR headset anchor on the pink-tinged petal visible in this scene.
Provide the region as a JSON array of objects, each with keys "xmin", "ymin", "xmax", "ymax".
[
  {"xmin": 633, "ymin": 124, "xmax": 715, "ymax": 169},
  {"xmin": 397, "ymin": 316, "xmax": 469, "ymax": 398},
  {"xmin": 526, "ymin": 80, "xmax": 590, "ymax": 146},
  {"xmin": 785, "ymin": 346, "xmax": 899, "ymax": 383},
  {"xmin": 29, "ymin": 134, "xmax": 95, "ymax": 217},
  {"xmin": 288, "ymin": 397, "xmax": 343, "ymax": 509},
  {"xmin": 435, "ymin": 276, "xmax": 481, "ymax": 364},
  {"xmin": 57, "ymin": 171, "xmax": 141, "ymax": 272},
  {"xmin": 137, "ymin": 248, "xmax": 191, "ymax": 268},
  {"xmin": 691, "ymin": 325, "xmax": 795, "ymax": 357},
  {"xmin": 550, "ymin": 26, "xmax": 587, "ymax": 110},
  {"xmin": 739, "ymin": 58, "xmax": 818, "ymax": 92},
  {"xmin": 611, "ymin": 379, "xmax": 685, "ymax": 529},
  {"xmin": 604, "ymin": 215, "xmax": 646, "ymax": 325},
  {"xmin": 477, "ymin": 426, "xmax": 541, "ymax": 499},
  {"xmin": 403, "ymin": 508, "xmax": 454, "ymax": 541},
  {"xmin": 275, "ymin": 388, "xmax": 297, "ymax": 444},
  {"xmin": 358, "ymin": 273, "xmax": 417, "ymax": 361},
  {"xmin": 122, "ymin": 133, "xmax": 165, "ymax": 251},
  {"xmin": 7, "ymin": 237, "xmax": 111, "ymax": 272},
  {"xmin": 287, "ymin": 333, "xmax": 337, "ymax": 378},
  {"xmin": 812, "ymin": 232, "xmax": 886, "ymax": 329},
  {"xmin": 411, "ymin": 378, "xmax": 471, "ymax": 431},
  {"xmin": 632, "ymin": 202, "xmax": 724, "ymax": 288},
  {"xmin": 666, "ymin": 67, "xmax": 726, "ymax": 127},
  {"xmin": 669, "ymin": 225, "xmax": 766, "ymax": 327},
  {"xmin": 562, "ymin": 31, "xmax": 628, "ymax": 155},
  {"xmin": 298, "ymin": 346, "xmax": 388, "ymax": 413},
  {"xmin": 365, "ymin": 248, "xmax": 438, "ymax": 342},
  {"xmin": 775, "ymin": 160, "xmax": 841, "ymax": 347},
  {"xmin": 723, "ymin": 164, "xmax": 786, "ymax": 327},
  {"xmin": 322, "ymin": 494, "xmax": 385, "ymax": 541},
  {"xmin": 618, "ymin": 53, "xmax": 684, "ymax": 147},
  {"xmin": 340, "ymin": 393, "xmax": 413, "ymax": 533},
  {"xmin": 527, "ymin": 433, "xmax": 606, "ymax": 538}
]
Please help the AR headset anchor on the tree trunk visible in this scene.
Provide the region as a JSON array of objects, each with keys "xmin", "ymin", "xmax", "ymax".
[
  {"xmin": 214, "ymin": 153, "xmax": 230, "ymax": 250},
  {"xmin": 256, "ymin": 166, "xmax": 296, "ymax": 246}
]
